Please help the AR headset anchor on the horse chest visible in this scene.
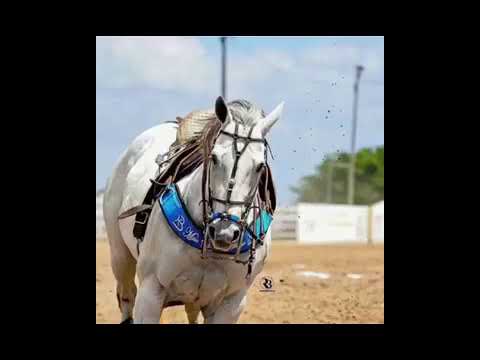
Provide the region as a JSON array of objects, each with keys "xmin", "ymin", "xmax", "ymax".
[{"xmin": 167, "ymin": 265, "xmax": 229, "ymax": 306}]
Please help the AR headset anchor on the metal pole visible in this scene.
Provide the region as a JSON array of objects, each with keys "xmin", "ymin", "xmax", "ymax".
[
  {"xmin": 347, "ymin": 65, "xmax": 364, "ymax": 205},
  {"xmin": 326, "ymin": 161, "xmax": 333, "ymax": 203},
  {"xmin": 220, "ymin": 37, "xmax": 227, "ymax": 100}
]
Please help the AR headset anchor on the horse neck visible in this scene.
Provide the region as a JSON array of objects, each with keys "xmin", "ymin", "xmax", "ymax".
[{"xmin": 177, "ymin": 164, "xmax": 205, "ymax": 226}]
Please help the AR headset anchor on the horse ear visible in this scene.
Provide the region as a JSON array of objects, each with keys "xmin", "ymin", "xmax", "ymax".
[
  {"xmin": 215, "ymin": 96, "xmax": 228, "ymax": 123},
  {"xmin": 261, "ymin": 102, "xmax": 284, "ymax": 137}
]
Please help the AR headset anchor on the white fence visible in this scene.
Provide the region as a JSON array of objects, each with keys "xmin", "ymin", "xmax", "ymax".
[
  {"xmin": 370, "ymin": 200, "xmax": 384, "ymax": 243},
  {"xmin": 297, "ymin": 203, "xmax": 369, "ymax": 244},
  {"xmin": 271, "ymin": 207, "xmax": 297, "ymax": 239},
  {"xmin": 271, "ymin": 200, "xmax": 384, "ymax": 244}
]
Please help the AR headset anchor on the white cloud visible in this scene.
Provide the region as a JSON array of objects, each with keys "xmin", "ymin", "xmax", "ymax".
[
  {"xmin": 300, "ymin": 45, "xmax": 384, "ymax": 83},
  {"xmin": 96, "ymin": 36, "xmax": 216, "ymax": 93},
  {"xmin": 231, "ymin": 50, "xmax": 295, "ymax": 81},
  {"xmin": 302, "ymin": 45, "xmax": 361, "ymax": 68},
  {"xmin": 96, "ymin": 37, "xmax": 383, "ymax": 100}
]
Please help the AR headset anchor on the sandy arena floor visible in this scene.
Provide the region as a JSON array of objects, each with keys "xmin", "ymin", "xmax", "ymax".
[{"xmin": 96, "ymin": 240, "xmax": 384, "ymax": 324}]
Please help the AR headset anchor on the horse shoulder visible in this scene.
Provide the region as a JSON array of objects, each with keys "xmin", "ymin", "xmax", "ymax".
[{"xmin": 118, "ymin": 123, "xmax": 178, "ymax": 213}]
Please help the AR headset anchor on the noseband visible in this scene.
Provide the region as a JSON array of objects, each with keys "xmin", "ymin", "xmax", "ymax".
[{"xmin": 201, "ymin": 121, "xmax": 272, "ymax": 277}]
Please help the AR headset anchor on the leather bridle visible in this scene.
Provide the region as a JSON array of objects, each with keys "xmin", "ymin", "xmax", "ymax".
[{"xmin": 200, "ymin": 120, "xmax": 272, "ymax": 276}]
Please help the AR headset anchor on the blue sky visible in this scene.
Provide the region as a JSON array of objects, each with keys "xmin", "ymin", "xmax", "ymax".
[{"xmin": 96, "ymin": 36, "xmax": 384, "ymax": 205}]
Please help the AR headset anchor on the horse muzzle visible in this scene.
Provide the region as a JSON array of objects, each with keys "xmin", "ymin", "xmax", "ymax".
[{"xmin": 206, "ymin": 214, "xmax": 243, "ymax": 252}]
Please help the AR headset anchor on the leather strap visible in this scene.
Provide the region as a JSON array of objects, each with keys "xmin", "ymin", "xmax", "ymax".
[{"xmin": 118, "ymin": 204, "xmax": 153, "ymax": 219}]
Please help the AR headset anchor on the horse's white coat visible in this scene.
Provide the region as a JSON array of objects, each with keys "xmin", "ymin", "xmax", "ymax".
[{"xmin": 103, "ymin": 99, "xmax": 283, "ymax": 324}]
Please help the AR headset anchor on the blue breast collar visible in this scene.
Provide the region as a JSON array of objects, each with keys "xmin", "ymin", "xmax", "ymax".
[{"xmin": 158, "ymin": 184, "xmax": 272, "ymax": 254}]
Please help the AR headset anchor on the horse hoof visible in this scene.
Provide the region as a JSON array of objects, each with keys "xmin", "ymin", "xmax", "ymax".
[{"xmin": 120, "ymin": 317, "xmax": 133, "ymax": 324}]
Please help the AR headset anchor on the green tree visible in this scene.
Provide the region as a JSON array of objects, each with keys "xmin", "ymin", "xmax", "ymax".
[{"xmin": 290, "ymin": 145, "xmax": 384, "ymax": 205}]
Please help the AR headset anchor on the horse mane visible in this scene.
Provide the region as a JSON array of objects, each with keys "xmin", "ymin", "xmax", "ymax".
[
  {"xmin": 176, "ymin": 99, "xmax": 265, "ymax": 165},
  {"xmin": 228, "ymin": 99, "xmax": 265, "ymax": 127},
  {"xmin": 199, "ymin": 117, "xmax": 222, "ymax": 163}
]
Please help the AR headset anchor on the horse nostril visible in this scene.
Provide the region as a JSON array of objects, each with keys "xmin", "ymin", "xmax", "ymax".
[
  {"xmin": 208, "ymin": 226, "xmax": 216, "ymax": 238},
  {"xmin": 233, "ymin": 230, "xmax": 240, "ymax": 241}
]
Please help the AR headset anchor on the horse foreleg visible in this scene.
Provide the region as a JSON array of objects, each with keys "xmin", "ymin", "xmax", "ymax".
[
  {"xmin": 133, "ymin": 276, "xmax": 166, "ymax": 324},
  {"xmin": 203, "ymin": 290, "xmax": 247, "ymax": 324},
  {"xmin": 185, "ymin": 303, "xmax": 201, "ymax": 324}
]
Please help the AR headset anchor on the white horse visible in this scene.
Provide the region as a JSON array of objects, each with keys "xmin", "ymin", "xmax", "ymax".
[{"xmin": 103, "ymin": 97, "xmax": 284, "ymax": 324}]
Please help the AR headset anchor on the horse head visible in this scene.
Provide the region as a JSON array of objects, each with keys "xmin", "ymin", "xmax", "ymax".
[{"xmin": 205, "ymin": 96, "xmax": 284, "ymax": 252}]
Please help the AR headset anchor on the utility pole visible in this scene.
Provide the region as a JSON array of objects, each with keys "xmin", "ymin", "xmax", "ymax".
[
  {"xmin": 347, "ymin": 65, "xmax": 364, "ymax": 205},
  {"xmin": 220, "ymin": 37, "xmax": 227, "ymax": 100},
  {"xmin": 326, "ymin": 161, "xmax": 333, "ymax": 203},
  {"xmin": 326, "ymin": 161, "xmax": 350, "ymax": 204}
]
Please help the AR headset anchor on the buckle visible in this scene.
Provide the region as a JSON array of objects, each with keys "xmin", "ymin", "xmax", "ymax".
[{"xmin": 135, "ymin": 212, "xmax": 149, "ymax": 225}]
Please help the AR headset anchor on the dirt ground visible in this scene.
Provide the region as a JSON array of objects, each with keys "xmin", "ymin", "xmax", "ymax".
[{"xmin": 96, "ymin": 240, "xmax": 384, "ymax": 324}]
